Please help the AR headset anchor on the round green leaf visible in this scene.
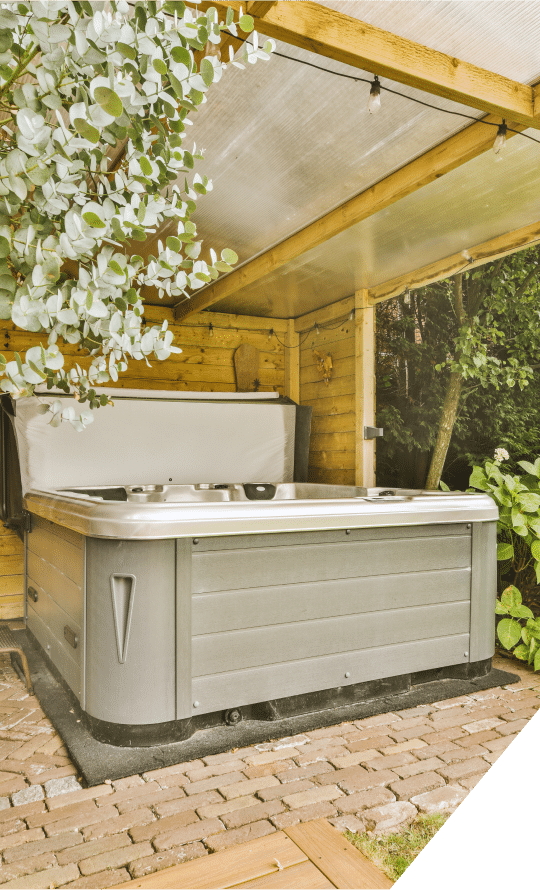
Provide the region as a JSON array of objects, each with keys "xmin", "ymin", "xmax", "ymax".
[
  {"xmin": 239, "ymin": 14, "xmax": 254, "ymax": 31},
  {"xmin": 501, "ymin": 585, "xmax": 522, "ymax": 610},
  {"xmin": 171, "ymin": 45, "xmax": 192, "ymax": 67},
  {"xmin": 117, "ymin": 42, "xmax": 137, "ymax": 60},
  {"xmin": 509, "ymin": 604, "xmax": 534, "ymax": 620},
  {"xmin": 534, "ymin": 648, "xmax": 540, "ymax": 672},
  {"xmin": 153, "ymin": 58, "xmax": 168, "ymax": 76},
  {"xmin": 114, "ymin": 296, "xmax": 128, "ymax": 311},
  {"xmin": 139, "ymin": 156, "xmax": 153, "ymax": 176},
  {"xmin": 93, "ymin": 86, "xmax": 123, "ymax": 119},
  {"xmin": 497, "ymin": 617, "xmax": 522, "ymax": 650},
  {"xmin": 0, "ymin": 294, "xmax": 12, "ymax": 319},
  {"xmin": 74, "ymin": 118, "xmax": 100, "ymax": 143},
  {"xmin": 497, "ymin": 542, "xmax": 514, "ymax": 561},
  {"xmin": 221, "ymin": 248, "xmax": 238, "ymax": 265},
  {"xmin": 531, "ymin": 539, "xmax": 540, "ymax": 560},
  {"xmin": 82, "ymin": 212, "xmax": 107, "ymax": 229},
  {"xmin": 0, "ymin": 236, "xmax": 9, "ymax": 259},
  {"xmin": 513, "ymin": 644, "xmax": 529, "ymax": 661},
  {"xmin": 166, "ymin": 236, "xmax": 181, "ymax": 252},
  {"xmin": 200, "ymin": 57, "xmax": 214, "ymax": 87}
]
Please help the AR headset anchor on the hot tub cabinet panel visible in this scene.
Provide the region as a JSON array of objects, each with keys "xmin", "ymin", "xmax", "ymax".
[{"xmin": 23, "ymin": 513, "xmax": 497, "ymax": 743}]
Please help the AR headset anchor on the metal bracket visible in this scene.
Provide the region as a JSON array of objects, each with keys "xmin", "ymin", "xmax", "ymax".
[
  {"xmin": 364, "ymin": 426, "xmax": 384, "ymax": 439},
  {"xmin": 4, "ymin": 511, "xmax": 32, "ymax": 535},
  {"xmin": 64, "ymin": 626, "xmax": 79, "ymax": 649},
  {"xmin": 27, "ymin": 587, "xmax": 38, "ymax": 603}
]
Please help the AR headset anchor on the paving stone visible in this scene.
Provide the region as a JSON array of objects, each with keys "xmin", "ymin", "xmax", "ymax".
[
  {"xmin": 363, "ymin": 801, "xmax": 417, "ymax": 834},
  {"xmin": 0, "ymin": 776, "xmax": 26, "ymax": 797},
  {"xmin": 459, "ymin": 774, "xmax": 486, "ymax": 791},
  {"xmin": 335, "ymin": 786, "xmax": 396, "ymax": 814},
  {"xmin": 196, "ymin": 795, "xmax": 258, "ymax": 820},
  {"xmin": 379, "ymin": 739, "xmax": 427, "ymax": 755},
  {"xmin": 184, "ymin": 760, "xmax": 245, "ymax": 783},
  {"xmin": 128, "ymin": 842, "xmax": 207, "ymax": 879},
  {"xmin": 497, "ymin": 719, "xmax": 529, "ymax": 736},
  {"xmin": 436, "ymin": 757, "xmax": 491, "ymax": 782},
  {"xmin": 141, "ymin": 761, "xmax": 202, "ymax": 782},
  {"xmin": 46, "ymin": 784, "xmax": 113, "ymax": 810},
  {"xmin": 221, "ymin": 799, "xmax": 284, "ymax": 830},
  {"xmin": 411, "ymin": 784, "xmax": 468, "ymax": 814},
  {"xmin": 43, "ymin": 775, "xmax": 81, "ymax": 798},
  {"xmin": 339, "ymin": 768, "xmax": 398, "ymax": 795},
  {"xmin": 307, "ymin": 724, "xmax": 356, "ymax": 739},
  {"xmin": 0, "ymin": 851, "xmax": 56, "ymax": 883},
  {"xmin": 154, "ymin": 790, "xmax": 221, "ymax": 819},
  {"xmin": 0, "ymin": 816, "xmax": 26, "ymax": 838},
  {"xmin": 353, "ymin": 713, "xmax": 401, "ymax": 728},
  {"xmin": 483, "ymin": 734, "xmax": 518, "ymax": 752},
  {"xmin": 366, "ymin": 752, "xmax": 417, "ymax": 771},
  {"xmin": 393, "ymin": 705, "xmax": 434, "ymax": 719},
  {"xmin": 431, "ymin": 695, "xmax": 473, "ymax": 710},
  {"xmin": 83, "ymin": 806, "xmax": 155, "ymax": 841},
  {"xmin": 0, "ymin": 862, "xmax": 79, "ymax": 888},
  {"xmin": 202, "ymin": 751, "xmax": 256, "ymax": 767},
  {"xmin": 153, "ymin": 818, "xmax": 225, "ymax": 852},
  {"xmin": 329, "ymin": 814, "xmax": 365, "ymax": 833},
  {"xmin": 130, "ymin": 809, "xmax": 199, "ymax": 844},
  {"xmin": 62, "ymin": 867, "xmax": 132, "ymax": 888},
  {"xmin": 205, "ymin": 819, "xmax": 275, "ymax": 853},
  {"xmin": 116, "ymin": 785, "xmax": 188, "ymax": 815},
  {"xmin": 0, "ymin": 798, "xmax": 10, "ymax": 810},
  {"xmin": 329, "ymin": 751, "xmax": 381, "ymax": 770},
  {"xmin": 455, "ymin": 730, "xmax": 501, "ymax": 748},
  {"xmin": 0, "ymin": 827, "xmax": 45, "ymax": 854},
  {"xmin": 99, "ymin": 781, "xmax": 164, "ymax": 807},
  {"xmin": 11, "ymin": 785, "xmax": 45, "ymax": 807},
  {"xmin": 26, "ymin": 799, "xmax": 98, "ymax": 830},
  {"xmin": 437, "ymin": 745, "xmax": 490, "ymax": 764},
  {"xmin": 415, "ymin": 742, "xmax": 460, "ymax": 760},
  {"xmin": 276, "ymin": 762, "xmax": 335, "ymax": 783},
  {"xmin": 257, "ymin": 735, "xmax": 310, "ymax": 751},
  {"xmin": 282, "ymin": 784, "xmax": 343, "ymax": 809},
  {"xmin": 219, "ymin": 775, "xmax": 280, "ymax": 800},
  {"xmin": 57, "ymin": 831, "xmax": 132, "ymax": 865},
  {"xmin": 392, "ymin": 757, "xmax": 445, "ymax": 779},
  {"xmin": 111, "ymin": 775, "xmax": 146, "ymax": 792},
  {"xmin": 295, "ymin": 746, "xmax": 349, "ymax": 766},
  {"xmin": 244, "ymin": 748, "xmax": 299, "ymax": 767},
  {"xmin": 461, "ymin": 718, "xmax": 504, "ymax": 734},
  {"xmin": 419, "ymin": 727, "xmax": 466, "ymax": 745},
  {"xmin": 256, "ymin": 780, "xmax": 315, "ymax": 802},
  {"xmin": 483, "ymin": 751, "xmax": 501, "ymax": 764},
  {"xmin": 388, "ymin": 725, "xmax": 436, "ymax": 743},
  {"xmin": 271, "ymin": 800, "xmax": 337, "ymax": 830},
  {"xmin": 389, "ymin": 771, "xmax": 445, "ymax": 801},
  {"xmin": 45, "ymin": 804, "xmax": 118, "ymax": 837},
  {"xmin": 78, "ymin": 840, "xmax": 154, "ymax": 876},
  {"xmin": 317, "ymin": 765, "xmax": 369, "ymax": 788},
  {"xmin": 3, "ymin": 829, "xmax": 84, "ymax": 863},
  {"xmin": 346, "ymin": 735, "xmax": 394, "ymax": 754},
  {"xmin": 242, "ymin": 760, "xmax": 296, "ymax": 780},
  {"xmin": 184, "ymin": 771, "xmax": 246, "ymax": 796}
]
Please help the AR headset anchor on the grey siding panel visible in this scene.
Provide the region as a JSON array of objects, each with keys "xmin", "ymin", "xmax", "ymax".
[
  {"xmin": 27, "ymin": 551, "xmax": 83, "ymax": 627},
  {"xmin": 193, "ymin": 568, "xmax": 472, "ymax": 634},
  {"xmin": 192, "ymin": 634, "xmax": 470, "ymax": 714},
  {"xmin": 85, "ymin": 539, "xmax": 176, "ymax": 726},
  {"xmin": 176, "ymin": 538, "xmax": 192, "ymax": 720},
  {"xmin": 28, "ymin": 521, "xmax": 84, "ymax": 588},
  {"xmin": 192, "ymin": 536, "xmax": 471, "ymax": 593},
  {"xmin": 192, "ymin": 601, "xmax": 471, "ymax": 676},
  {"xmin": 194, "ymin": 523, "xmax": 470, "ymax": 552},
  {"xmin": 27, "ymin": 597, "xmax": 81, "ymax": 699},
  {"xmin": 470, "ymin": 520, "xmax": 497, "ymax": 661}
]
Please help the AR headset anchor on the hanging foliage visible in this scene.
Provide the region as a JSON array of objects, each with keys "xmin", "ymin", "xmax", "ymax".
[{"xmin": 0, "ymin": 0, "xmax": 274, "ymax": 428}]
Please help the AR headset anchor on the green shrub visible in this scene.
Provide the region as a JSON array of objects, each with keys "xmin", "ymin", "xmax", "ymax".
[{"xmin": 469, "ymin": 454, "xmax": 540, "ymax": 669}]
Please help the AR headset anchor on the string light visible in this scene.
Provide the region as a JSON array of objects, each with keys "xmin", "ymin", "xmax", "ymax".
[
  {"xmin": 368, "ymin": 76, "xmax": 381, "ymax": 114},
  {"xmin": 493, "ymin": 120, "xmax": 507, "ymax": 159},
  {"xmin": 208, "ymin": 323, "xmax": 214, "ymax": 337},
  {"xmin": 315, "ymin": 323, "xmax": 320, "ymax": 335},
  {"xmin": 268, "ymin": 328, "xmax": 274, "ymax": 340},
  {"xmin": 349, "ymin": 309, "xmax": 355, "ymax": 321}
]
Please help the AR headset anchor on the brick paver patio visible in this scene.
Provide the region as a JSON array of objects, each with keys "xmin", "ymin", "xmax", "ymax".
[{"xmin": 0, "ymin": 648, "xmax": 537, "ymax": 889}]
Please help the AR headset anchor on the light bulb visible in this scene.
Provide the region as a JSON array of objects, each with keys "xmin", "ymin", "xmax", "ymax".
[
  {"xmin": 368, "ymin": 76, "xmax": 381, "ymax": 114},
  {"xmin": 268, "ymin": 328, "xmax": 274, "ymax": 340},
  {"xmin": 493, "ymin": 121, "xmax": 507, "ymax": 159},
  {"xmin": 208, "ymin": 323, "xmax": 214, "ymax": 337},
  {"xmin": 315, "ymin": 324, "xmax": 320, "ymax": 335}
]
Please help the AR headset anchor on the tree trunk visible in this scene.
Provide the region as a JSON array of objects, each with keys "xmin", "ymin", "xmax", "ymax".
[{"xmin": 425, "ymin": 370, "xmax": 463, "ymax": 489}]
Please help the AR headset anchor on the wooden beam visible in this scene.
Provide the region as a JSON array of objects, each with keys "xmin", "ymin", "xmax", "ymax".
[
  {"xmin": 175, "ymin": 112, "xmax": 526, "ymax": 321},
  {"xmin": 368, "ymin": 219, "xmax": 540, "ymax": 304},
  {"xmin": 354, "ymin": 290, "xmax": 376, "ymax": 488},
  {"xmin": 283, "ymin": 318, "xmax": 299, "ymax": 402},
  {"xmin": 197, "ymin": 2, "xmax": 538, "ymax": 128}
]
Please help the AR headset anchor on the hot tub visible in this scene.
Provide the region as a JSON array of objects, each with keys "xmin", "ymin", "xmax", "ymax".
[{"xmin": 0, "ymin": 390, "xmax": 498, "ymax": 746}]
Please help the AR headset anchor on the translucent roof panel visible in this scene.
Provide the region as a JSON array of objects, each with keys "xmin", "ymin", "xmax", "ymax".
[
  {"xmin": 319, "ymin": 2, "xmax": 540, "ymax": 82},
  {"xmin": 208, "ymin": 130, "xmax": 540, "ymax": 318}
]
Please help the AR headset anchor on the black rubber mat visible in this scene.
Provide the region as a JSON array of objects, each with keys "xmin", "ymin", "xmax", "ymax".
[{"xmin": 14, "ymin": 629, "xmax": 521, "ymax": 787}]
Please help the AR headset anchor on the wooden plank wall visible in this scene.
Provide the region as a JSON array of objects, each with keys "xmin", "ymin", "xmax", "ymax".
[
  {"xmin": 0, "ymin": 307, "xmax": 286, "ymax": 620},
  {"xmin": 297, "ymin": 296, "xmax": 356, "ymax": 486}
]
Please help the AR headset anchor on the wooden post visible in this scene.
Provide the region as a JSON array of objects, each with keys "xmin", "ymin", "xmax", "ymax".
[
  {"xmin": 355, "ymin": 289, "xmax": 376, "ymax": 487},
  {"xmin": 284, "ymin": 318, "xmax": 300, "ymax": 402}
]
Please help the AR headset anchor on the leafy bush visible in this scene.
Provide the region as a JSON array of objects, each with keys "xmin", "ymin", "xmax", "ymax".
[{"xmin": 469, "ymin": 455, "xmax": 540, "ymax": 669}]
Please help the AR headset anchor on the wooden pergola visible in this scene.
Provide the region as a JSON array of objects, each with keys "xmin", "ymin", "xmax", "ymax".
[{"xmin": 1, "ymin": 0, "xmax": 540, "ymax": 619}]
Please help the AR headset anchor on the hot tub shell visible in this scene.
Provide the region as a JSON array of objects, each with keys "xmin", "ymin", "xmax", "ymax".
[{"xmin": 1, "ymin": 391, "xmax": 498, "ymax": 746}]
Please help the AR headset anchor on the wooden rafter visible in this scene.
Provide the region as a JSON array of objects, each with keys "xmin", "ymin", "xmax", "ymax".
[
  {"xmin": 195, "ymin": 1, "xmax": 539, "ymax": 127},
  {"xmin": 174, "ymin": 112, "xmax": 527, "ymax": 321},
  {"xmin": 368, "ymin": 219, "xmax": 540, "ymax": 304}
]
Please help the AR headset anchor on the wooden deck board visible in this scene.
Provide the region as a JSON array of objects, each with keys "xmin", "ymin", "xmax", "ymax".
[
  {"xmin": 109, "ymin": 819, "xmax": 393, "ymax": 889},
  {"xmin": 285, "ymin": 820, "xmax": 393, "ymax": 890}
]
